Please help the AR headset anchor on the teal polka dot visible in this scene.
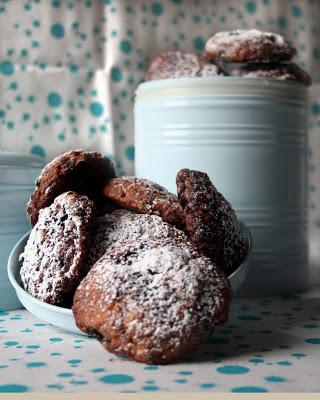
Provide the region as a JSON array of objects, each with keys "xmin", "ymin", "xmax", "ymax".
[
  {"xmin": 67, "ymin": 359, "xmax": 82, "ymax": 365},
  {"xmin": 249, "ymin": 358, "xmax": 264, "ymax": 364},
  {"xmin": 200, "ymin": 383, "xmax": 215, "ymax": 389},
  {"xmin": 144, "ymin": 365, "xmax": 159, "ymax": 370},
  {"xmin": 277, "ymin": 360, "xmax": 292, "ymax": 366},
  {"xmin": 151, "ymin": 2, "xmax": 163, "ymax": 16},
  {"xmin": 120, "ymin": 40, "xmax": 132, "ymax": 54},
  {"xmin": 305, "ymin": 338, "xmax": 320, "ymax": 344},
  {"xmin": 4, "ymin": 341, "xmax": 18, "ymax": 347},
  {"xmin": 217, "ymin": 365, "xmax": 250, "ymax": 374},
  {"xmin": 245, "ymin": 1, "xmax": 256, "ymax": 13},
  {"xmin": 31, "ymin": 145, "xmax": 46, "ymax": 158},
  {"xmin": 111, "ymin": 67, "xmax": 123, "ymax": 82},
  {"xmin": 50, "ymin": 23, "xmax": 65, "ymax": 39},
  {"xmin": 178, "ymin": 371, "xmax": 193, "ymax": 375},
  {"xmin": 292, "ymin": 353, "xmax": 306, "ymax": 358},
  {"xmin": 90, "ymin": 102, "xmax": 104, "ymax": 117},
  {"xmin": 312, "ymin": 103, "xmax": 320, "ymax": 115},
  {"xmin": 47, "ymin": 92, "xmax": 62, "ymax": 107},
  {"xmin": 125, "ymin": 145, "xmax": 135, "ymax": 161},
  {"xmin": 0, "ymin": 61, "xmax": 14, "ymax": 76},
  {"xmin": 91, "ymin": 368, "xmax": 105, "ymax": 373},
  {"xmin": 26, "ymin": 362, "xmax": 46, "ymax": 368},
  {"xmin": 278, "ymin": 16, "xmax": 287, "ymax": 29},
  {"xmin": 265, "ymin": 376, "xmax": 287, "ymax": 383},
  {"xmin": 0, "ymin": 385, "xmax": 30, "ymax": 393},
  {"xmin": 232, "ymin": 386, "xmax": 268, "ymax": 393},
  {"xmin": 100, "ymin": 374, "xmax": 134, "ymax": 384},
  {"xmin": 0, "ymin": 110, "xmax": 5, "ymax": 118},
  {"xmin": 193, "ymin": 36, "xmax": 205, "ymax": 51},
  {"xmin": 142, "ymin": 385, "xmax": 159, "ymax": 391},
  {"xmin": 175, "ymin": 379, "xmax": 187, "ymax": 384},
  {"xmin": 69, "ymin": 64, "xmax": 79, "ymax": 73},
  {"xmin": 58, "ymin": 373, "xmax": 74, "ymax": 378},
  {"xmin": 291, "ymin": 5, "xmax": 302, "ymax": 17}
]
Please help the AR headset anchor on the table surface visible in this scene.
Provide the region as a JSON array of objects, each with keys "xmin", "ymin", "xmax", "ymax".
[{"xmin": 1, "ymin": 290, "xmax": 320, "ymax": 393}]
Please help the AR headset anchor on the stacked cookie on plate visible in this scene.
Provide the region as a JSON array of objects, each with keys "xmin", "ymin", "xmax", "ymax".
[
  {"xmin": 20, "ymin": 150, "xmax": 246, "ymax": 364},
  {"xmin": 145, "ymin": 29, "xmax": 311, "ymax": 86}
]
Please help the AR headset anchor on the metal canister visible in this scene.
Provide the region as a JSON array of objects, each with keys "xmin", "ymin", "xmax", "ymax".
[
  {"xmin": 134, "ymin": 77, "xmax": 308, "ymax": 296},
  {"xmin": 0, "ymin": 152, "xmax": 43, "ymax": 310}
]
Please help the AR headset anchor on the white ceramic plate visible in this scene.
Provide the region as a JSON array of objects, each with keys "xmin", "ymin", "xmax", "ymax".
[{"xmin": 7, "ymin": 223, "xmax": 252, "ymax": 335}]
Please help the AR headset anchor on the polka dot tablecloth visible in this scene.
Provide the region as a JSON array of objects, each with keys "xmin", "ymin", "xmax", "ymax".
[{"xmin": 1, "ymin": 289, "xmax": 320, "ymax": 393}]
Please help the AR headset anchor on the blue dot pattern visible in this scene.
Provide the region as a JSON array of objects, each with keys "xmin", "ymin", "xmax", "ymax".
[{"xmin": 1, "ymin": 294, "xmax": 320, "ymax": 392}]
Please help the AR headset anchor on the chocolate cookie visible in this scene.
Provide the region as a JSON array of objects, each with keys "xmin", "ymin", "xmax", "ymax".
[
  {"xmin": 145, "ymin": 51, "xmax": 224, "ymax": 81},
  {"xmin": 73, "ymin": 241, "xmax": 232, "ymax": 364},
  {"xmin": 87, "ymin": 209, "xmax": 188, "ymax": 268},
  {"xmin": 145, "ymin": 50, "xmax": 200, "ymax": 81},
  {"xmin": 27, "ymin": 150, "xmax": 115, "ymax": 226},
  {"xmin": 176, "ymin": 169, "xmax": 246, "ymax": 275},
  {"xmin": 204, "ymin": 29, "xmax": 296, "ymax": 63},
  {"xmin": 103, "ymin": 177, "xmax": 184, "ymax": 228},
  {"xmin": 20, "ymin": 191, "xmax": 95, "ymax": 307},
  {"xmin": 231, "ymin": 62, "xmax": 311, "ymax": 86}
]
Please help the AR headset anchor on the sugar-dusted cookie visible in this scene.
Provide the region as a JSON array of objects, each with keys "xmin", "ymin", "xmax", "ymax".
[
  {"xmin": 204, "ymin": 29, "xmax": 296, "ymax": 63},
  {"xmin": 87, "ymin": 209, "xmax": 187, "ymax": 267},
  {"xmin": 103, "ymin": 177, "xmax": 184, "ymax": 228},
  {"xmin": 73, "ymin": 241, "xmax": 231, "ymax": 364},
  {"xmin": 145, "ymin": 50, "xmax": 225, "ymax": 81},
  {"xmin": 231, "ymin": 62, "xmax": 311, "ymax": 86},
  {"xmin": 20, "ymin": 191, "xmax": 95, "ymax": 307},
  {"xmin": 176, "ymin": 169, "xmax": 246, "ymax": 275},
  {"xmin": 145, "ymin": 50, "xmax": 200, "ymax": 81}
]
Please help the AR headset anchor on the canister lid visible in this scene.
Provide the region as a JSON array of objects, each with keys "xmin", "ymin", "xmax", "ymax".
[
  {"xmin": 0, "ymin": 151, "xmax": 44, "ymax": 168},
  {"xmin": 135, "ymin": 76, "xmax": 308, "ymax": 102}
]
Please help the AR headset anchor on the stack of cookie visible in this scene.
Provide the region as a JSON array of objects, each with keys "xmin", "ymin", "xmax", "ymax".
[
  {"xmin": 145, "ymin": 29, "xmax": 311, "ymax": 86},
  {"xmin": 20, "ymin": 150, "xmax": 246, "ymax": 364}
]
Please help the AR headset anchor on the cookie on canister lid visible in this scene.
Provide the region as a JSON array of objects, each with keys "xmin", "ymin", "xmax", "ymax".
[
  {"xmin": 27, "ymin": 150, "xmax": 115, "ymax": 226},
  {"xmin": 176, "ymin": 169, "xmax": 246, "ymax": 275},
  {"xmin": 204, "ymin": 29, "xmax": 296, "ymax": 63},
  {"xmin": 73, "ymin": 240, "xmax": 232, "ymax": 364},
  {"xmin": 87, "ymin": 209, "xmax": 188, "ymax": 268},
  {"xmin": 145, "ymin": 50, "xmax": 225, "ymax": 81},
  {"xmin": 231, "ymin": 62, "xmax": 312, "ymax": 86},
  {"xmin": 145, "ymin": 50, "xmax": 201, "ymax": 81},
  {"xmin": 103, "ymin": 176, "xmax": 184, "ymax": 228},
  {"xmin": 20, "ymin": 191, "xmax": 95, "ymax": 307}
]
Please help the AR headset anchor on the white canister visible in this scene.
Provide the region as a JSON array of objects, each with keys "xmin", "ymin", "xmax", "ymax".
[
  {"xmin": 0, "ymin": 152, "xmax": 44, "ymax": 310},
  {"xmin": 134, "ymin": 77, "xmax": 308, "ymax": 297}
]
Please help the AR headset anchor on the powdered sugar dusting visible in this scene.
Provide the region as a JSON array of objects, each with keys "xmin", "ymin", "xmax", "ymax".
[
  {"xmin": 87, "ymin": 209, "xmax": 187, "ymax": 267},
  {"xmin": 231, "ymin": 63, "xmax": 311, "ymax": 85},
  {"xmin": 76, "ymin": 242, "xmax": 231, "ymax": 361},
  {"xmin": 205, "ymin": 29, "xmax": 294, "ymax": 62},
  {"xmin": 104, "ymin": 176, "xmax": 183, "ymax": 228},
  {"xmin": 20, "ymin": 191, "xmax": 95, "ymax": 306},
  {"xmin": 176, "ymin": 169, "xmax": 246, "ymax": 274},
  {"xmin": 145, "ymin": 51, "xmax": 200, "ymax": 81}
]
